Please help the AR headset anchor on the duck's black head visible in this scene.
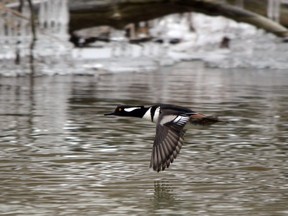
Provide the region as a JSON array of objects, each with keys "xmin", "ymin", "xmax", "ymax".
[{"xmin": 104, "ymin": 105, "xmax": 148, "ymax": 118}]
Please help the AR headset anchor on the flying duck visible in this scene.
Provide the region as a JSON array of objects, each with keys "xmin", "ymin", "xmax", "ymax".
[{"xmin": 105, "ymin": 104, "xmax": 220, "ymax": 172}]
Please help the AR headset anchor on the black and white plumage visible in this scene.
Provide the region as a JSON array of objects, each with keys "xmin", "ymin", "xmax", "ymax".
[{"xmin": 105, "ymin": 104, "xmax": 220, "ymax": 172}]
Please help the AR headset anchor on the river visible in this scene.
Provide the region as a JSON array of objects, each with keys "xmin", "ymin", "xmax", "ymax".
[{"xmin": 0, "ymin": 61, "xmax": 287, "ymax": 215}]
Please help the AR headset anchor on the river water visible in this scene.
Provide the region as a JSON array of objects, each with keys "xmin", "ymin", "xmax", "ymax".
[{"xmin": 0, "ymin": 61, "xmax": 287, "ymax": 215}]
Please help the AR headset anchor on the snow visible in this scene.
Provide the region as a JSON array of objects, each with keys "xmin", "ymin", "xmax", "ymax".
[
  {"xmin": 0, "ymin": 0, "xmax": 288, "ymax": 76},
  {"xmin": 74, "ymin": 13, "xmax": 288, "ymax": 72}
]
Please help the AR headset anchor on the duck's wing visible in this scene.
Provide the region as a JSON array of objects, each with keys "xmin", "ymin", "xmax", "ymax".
[{"xmin": 150, "ymin": 112, "xmax": 190, "ymax": 172}]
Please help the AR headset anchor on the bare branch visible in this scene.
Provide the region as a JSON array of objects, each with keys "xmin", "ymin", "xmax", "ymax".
[{"xmin": 0, "ymin": 2, "xmax": 29, "ymax": 20}]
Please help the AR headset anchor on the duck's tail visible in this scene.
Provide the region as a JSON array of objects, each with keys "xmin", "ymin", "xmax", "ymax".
[{"xmin": 189, "ymin": 113, "xmax": 227, "ymax": 126}]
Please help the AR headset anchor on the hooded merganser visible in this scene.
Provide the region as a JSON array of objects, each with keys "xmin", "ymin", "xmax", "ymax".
[{"xmin": 105, "ymin": 104, "xmax": 220, "ymax": 172}]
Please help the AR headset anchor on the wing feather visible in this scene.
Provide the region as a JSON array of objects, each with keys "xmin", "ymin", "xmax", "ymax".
[
  {"xmin": 150, "ymin": 112, "xmax": 189, "ymax": 172},
  {"xmin": 161, "ymin": 140, "xmax": 169, "ymax": 157}
]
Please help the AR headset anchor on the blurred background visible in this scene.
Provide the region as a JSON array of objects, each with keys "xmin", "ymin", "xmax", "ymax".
[{"xmin": 0, "ymin": 0, "xmax": 288, "ymax": 215}]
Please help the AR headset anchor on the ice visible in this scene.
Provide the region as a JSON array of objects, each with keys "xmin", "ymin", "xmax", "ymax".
[
  {"xmin": 268, "ymin": 0, "xmax": 281, "ymax": 22},
  {"xmin": 0, "ymin": 0, "xmax": 70, "ymax": 61},
  {"xmin": 38, "ymin": 0, "xmax": 69, "ymax": 37},
  {"xmin": 0, "ymin": 1, "xmax": 288, "ymax": 76},
  {"xmin": 68, "ymin": 12, "xmax": 288, "ymax": 73}
]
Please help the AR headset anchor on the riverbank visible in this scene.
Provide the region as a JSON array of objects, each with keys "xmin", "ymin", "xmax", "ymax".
[{"xmin": 1, "ymin": 3, "xmax": 288, "ymax": 76}]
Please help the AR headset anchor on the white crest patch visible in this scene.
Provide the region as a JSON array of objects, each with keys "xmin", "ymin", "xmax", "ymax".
[{"xmin": 124, "ymin": 107, "xmax": 141, "ymax": 112}]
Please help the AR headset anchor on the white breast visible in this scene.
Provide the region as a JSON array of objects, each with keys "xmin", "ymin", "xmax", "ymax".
[
  {"xmin": 142, "ymin": 107, "xmax": 160, "ymax": 123},
  {"xmin": 153, "ymin": 107, "xmax": 160, "ymax": 122}
]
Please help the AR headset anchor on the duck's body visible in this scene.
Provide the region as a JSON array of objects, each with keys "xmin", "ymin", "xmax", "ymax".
[{"xmin": 105, "ymin": 104, "xmax": 220, "ymax": 172}]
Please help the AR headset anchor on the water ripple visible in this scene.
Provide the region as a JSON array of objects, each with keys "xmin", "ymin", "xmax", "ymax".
[{"xmin": 0, "ymin": 62, "xmax": 287, "ymax": 215}]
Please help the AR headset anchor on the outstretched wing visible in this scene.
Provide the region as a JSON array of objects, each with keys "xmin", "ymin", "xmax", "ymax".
[{"xmin": 150, "ymin": 113, "xmax": 190, "ymax": 172}]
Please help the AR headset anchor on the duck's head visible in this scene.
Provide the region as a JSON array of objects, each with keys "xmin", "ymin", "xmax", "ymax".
[{"xmin": 104, "ymin": 105, "xmax": 147, "ymax": 117}]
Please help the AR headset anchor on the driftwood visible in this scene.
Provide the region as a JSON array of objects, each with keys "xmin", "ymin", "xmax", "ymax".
[{"xmin": 69, "ymin": 0, "xmax": 288, "ymax": 38}]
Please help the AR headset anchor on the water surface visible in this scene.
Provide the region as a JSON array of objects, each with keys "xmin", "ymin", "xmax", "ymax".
[{"xmin": 0, "ymin": 62, "xmax": 288, "ymax": 215}]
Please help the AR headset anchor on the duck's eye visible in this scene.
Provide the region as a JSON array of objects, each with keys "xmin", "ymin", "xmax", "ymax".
[{"xmin": 118, "ymin": 108, "xmax": 122, "ymax": 111}]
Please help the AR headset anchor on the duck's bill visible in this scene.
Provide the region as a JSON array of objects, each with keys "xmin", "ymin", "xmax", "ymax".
[{"xmin": 104, "ymin": 112, "xmax": 115, "ymax": 116}]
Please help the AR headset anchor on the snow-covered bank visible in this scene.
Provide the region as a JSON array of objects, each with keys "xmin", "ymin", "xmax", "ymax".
[
  {"xmin": 1, "ymin": 8, "xmax": 288, "ymax": 76},
  {"xmin": 72, "ymin": 13, "xmax": 288, "ymax": 73}
]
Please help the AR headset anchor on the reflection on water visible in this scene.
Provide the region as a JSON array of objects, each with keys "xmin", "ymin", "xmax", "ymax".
[
  {"xmin": 152, "ymin": 181, "xmax": 177, "ymax": 210},
  {"xmin": 0, "ymin": 62, "xmax": 288, "ymax": 215}
]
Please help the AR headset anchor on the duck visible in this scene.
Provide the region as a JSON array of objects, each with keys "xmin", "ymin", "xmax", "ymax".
[{"xmin": 105, "ymin": 104, "xmax": 220, "ymax": 172}]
